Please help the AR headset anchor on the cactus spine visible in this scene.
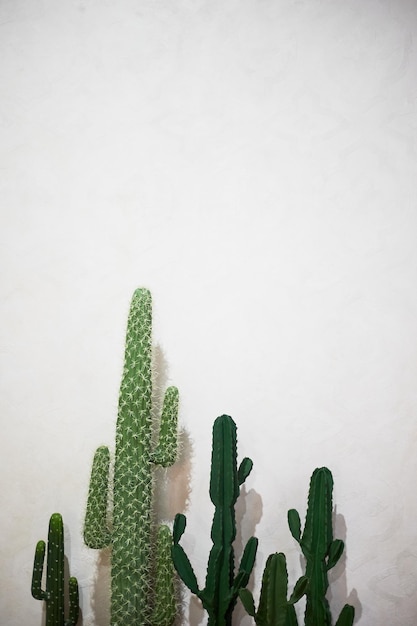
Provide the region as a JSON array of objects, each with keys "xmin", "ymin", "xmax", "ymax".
[
  {"xmin": 287, "ymin": 467, "xmax": 355, "ymax": 626},
  {"xmin": 84, "ymin": 288, "xmax": 179, "ymax": 626},
  {"xmin": 172, "ymin": 414, "xmax": 258, "ymax": 626},
  {"xmin": 239, "ymin": 552, "xmax": 308, "ymax": 626},
  {"xmin": 31, "ymin": 512, "xmax": 79, "ymax": 626}
]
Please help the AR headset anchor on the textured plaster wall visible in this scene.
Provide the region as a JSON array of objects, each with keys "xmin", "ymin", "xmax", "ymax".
[{"xmin": 1, "ymin": 1, "xmax": 417, "ymax": 625}]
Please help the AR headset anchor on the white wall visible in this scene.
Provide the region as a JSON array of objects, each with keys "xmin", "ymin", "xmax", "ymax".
[{"xmin": 1, "ymin": 1, "xmax": 417, "ymax": 624}]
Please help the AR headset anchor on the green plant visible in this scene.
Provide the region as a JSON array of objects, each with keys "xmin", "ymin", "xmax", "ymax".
[
  {"xmin": 172, "ymin": 414, "xmax": 258, "ymax": 626},
  {"xmin": 287, "ymin": 467, "xmax": 355, "ymax": 626},
  {"xmin": 84, "ymin": 288, "xmax": 179, "ymax": 626},
  {"xmin": 31, "ymin": 512, "xmax": 79, "ymax": 626},
  {"xmin": 239, "ymin": 552, "xmax": 308, "ymax": 626}
]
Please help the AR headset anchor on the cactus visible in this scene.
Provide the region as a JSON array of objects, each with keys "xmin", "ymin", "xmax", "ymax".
[
  {"xmin": 84, "ymin": 288, "xmax": 179, "ymax": 626},
  {"xmin": 31, "ymin": 512, "xmax": 79, "ymax": 626},
  {"xmin": 172, "ymin": 414, "xmax": 258, "ymax": 626},
  {"xmin": 239, "ymin": 552, "xmax": 308, "ymax": 626},
  {"xmin": 287, "ymin": 467, "xmax": 355, "ymax": 626}
]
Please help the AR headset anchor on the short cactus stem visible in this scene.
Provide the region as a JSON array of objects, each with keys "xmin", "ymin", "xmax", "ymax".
[
  {"xmin": 239, "ymin": 552, "xmax": 308, "ymax": 626},
  {"xmin": 31, "ymin": 513, "xmax": 80, "ymax": 626}
]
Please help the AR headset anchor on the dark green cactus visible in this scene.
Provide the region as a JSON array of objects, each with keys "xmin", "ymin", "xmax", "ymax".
[
  {"xmin": 84, "ymin": 288, "xmax": 179, "ymax": 626},
  {"xmin": 287, "ymin": 467, "xmax": 355, "ymax": 626},
  {"xmin": 239, "ymin": 552, "xmax": 308, "ymax": 626},
  {"xmin": 172, "ymin": 414, "xmax": 258, "ymax": 626},
  {"xmin": 31, "ymin": 513, "xmax": 79, "ymax": 626}
]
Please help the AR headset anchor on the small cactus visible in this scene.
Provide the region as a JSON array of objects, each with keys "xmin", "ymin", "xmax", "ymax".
[
  {"xmin": 84, "ymin": 288, "xmax": 179, "ymax": 626},
  {"xmin": 31, "ymin": 512, "xmax": 79, "ymax": 626},
  {"xmin": 288, "ymin": 467, "xmax": 355, "ymax": 626},
  {"xmin": 172, "ymin": 414, "xmax": 258, "ymax": 626},
  {"xmin": 239, "ymin": 552, "xmax": 308, "ymax": 626}
]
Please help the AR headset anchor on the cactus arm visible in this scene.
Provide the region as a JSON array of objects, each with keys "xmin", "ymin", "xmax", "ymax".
[
  {"xmin": 288, "ymin": 576, "xmax": 309, "ymax": 605},
  {"xmin": 239, "ymin": 589, "xmax": 256, "ymax": 617},
  {"xmin": 327, "ymin": 539, "xmax": 344, "ymax": 570},
  {"xmin": 172, "ymin": 515, "xmax": 200, "ymax": 595},
  {"xmin": 150, "ymin": 386, "xmax": 179, "ymax": 466},
  {"xmin": 65, "ymin": 578, "xmax": 80, "ymax": 626},
  {"xmin": 287, "ymin": 510, "xmax": 301, "ymax": 545},
  {"xmin": 31, "ymin": 540, "xmax": 48, "ymax": 600},
  {"xmin": 233, "ymin": 536, "xmax": 258, "ymax": 591},
  {"xmin": 151, "ymin": 525, "xmax": 177, "ymax": 626},
  {"xmin": 238, "ymin": 457, "xmax": 253, "ymax": 485},
  {"xmin": 84, "ymin": 445, "xmax": 112, "ymax": 549},
  {"xmin": 335, "ymin": 604, "xmax": 355, "ymax": 626}
]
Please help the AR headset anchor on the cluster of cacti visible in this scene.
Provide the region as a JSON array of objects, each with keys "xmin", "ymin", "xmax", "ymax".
[
  {"xmin": 84, "ymin": 288, "xmax": 179, "ymax": 626},
  {"xmin": 288, "ymin": 467, "xmax": 355, "ymax": 626},
  {"xmin": 171, "ymin": 414, "xmax": 258, "ymax": 626},
  {"xmin": 239, "ymin": 552, "xmax": 308, "ymax": 626},
  {"xmin": 31, "ymin": 512, "xmax": 79, "ymax": 626},
  {"xmin": 30, "ymin": 289, "xmax": 357, "ymax": 626}
]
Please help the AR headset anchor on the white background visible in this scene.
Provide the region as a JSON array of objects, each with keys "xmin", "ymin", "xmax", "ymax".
[{"xmin": 1, "ymin": 1, "xmax": 417, "ymax": 624}]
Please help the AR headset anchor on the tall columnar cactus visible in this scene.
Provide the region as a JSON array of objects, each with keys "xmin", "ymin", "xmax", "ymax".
[
  {"xmin": 239, "ymin": 552, "xmax": 308, "ymax": 626},
  {"xmin": 172, "ymin": 414, "xmax": 258, "ymax": 626},
  {"xmin": 31, "ymin": 512, "xmax": 80, "ymax": 626},
  {"xmin": 287, "ymin": 467, "xmax": 355, "ymax": 626},
  {"xmin": 84, "ymin": 288, "xmax": 179, "ymax": 626}
]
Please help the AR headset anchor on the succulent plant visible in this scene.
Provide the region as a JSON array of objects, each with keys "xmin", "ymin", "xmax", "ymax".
[
  {"xmin": 172, "ymin": 414, "xmax": 258, "ymax": 626},
  {"xmin": 239, "ymin": 551, "xmax": 308, "ymax": 626},
  {"xmin": 84, "ymin": 288, "xmax": 179, "ymax": 626},
  {"xmin": 31, "ymin": 512, "xmax": 79, "ymax": 626},
  {"xmin": 288, "ymin": 467, "xmax": 355, "ymax": 626}
]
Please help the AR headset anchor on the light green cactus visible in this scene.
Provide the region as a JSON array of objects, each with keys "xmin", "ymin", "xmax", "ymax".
[
  {"xmin": 239, "ymin": 552, "xmax": 308, "ymax": 626},
  {"xmin": 31, "ymin": 512, "xmax": 79, "ymax": 626},
  {"xmin": 288, "ymin": 467, "xmax": 355, "ymax": 626},
  {"xmin": 84, "ymin": 288, "xmax": 179, "ymax": 626}
]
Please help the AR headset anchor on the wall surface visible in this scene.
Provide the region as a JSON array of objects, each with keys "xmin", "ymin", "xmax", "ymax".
[{"xmin": 1, "ymin": 1, "xmax": 417, "ymax": 625}]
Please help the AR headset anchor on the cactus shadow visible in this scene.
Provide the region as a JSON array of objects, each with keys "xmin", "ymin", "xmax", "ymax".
[
  {"xmin": 155, "ymin": 426, "xmax": 193, "ymax": 626},
  {"xmin": 152, "ymin": 343, "xmax": 170, "ymax": 420},
  {"xmin": 328, "ymin": 511, "xmax": 361, "ymax": 622},
  {"xmin": 90, "ymin": 548, "xmax": 111, "ymax": 626},
  {"xmin": 63, "ymin": 528, "xmax": 84, "ymax": 626},
  {"xmin": 233, "ymin": 485, "xmax": 263, "ymax": 626}
]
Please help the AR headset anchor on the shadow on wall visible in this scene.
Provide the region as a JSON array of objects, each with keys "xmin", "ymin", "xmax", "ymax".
[
  {"xmin": 233, "ymin": 485, "xmax": 263, "ymax": 626},
  {"xmin": 91, "ymin": 548, "xmax": 111, "ymax": 626},
  {"xmin": 328, "ymin": 511, "xmax": 362, "ymax": 622}
]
